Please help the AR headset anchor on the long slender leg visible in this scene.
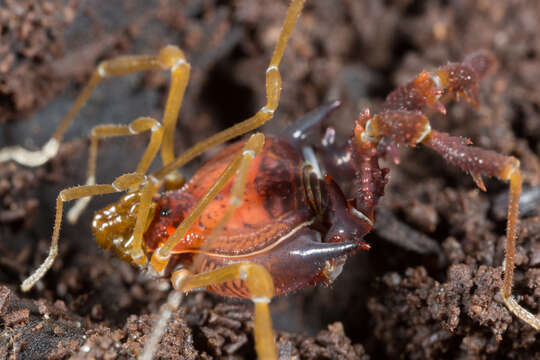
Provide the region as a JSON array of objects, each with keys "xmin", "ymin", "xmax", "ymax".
[
  {"xmin": 200, "ymin": 135, "xmax": 257, "ymax": 250},
  {"xmin": 140, "ymin": 131, "xmax": 261, "ymax": 359},
  {"xmin": 423, "ymin": 131, "xmax": 539, "ymax": 330},
  {"xmin": 356, "ymin": 106, "xmax": 539, "ymax": 330},
  {"xmin": 66, "ymin": 117, "xmax": 164, "ymax": 224},
  {"xmin": 76, "ymin": 0, "xmax": 304, "ymax": 274},
  {"xmin": 169, "ymin": 263, "xmax": 276, "ymax": 360},
  {"xmin": 0, "ymin": 45, "xmax": 189, "ymax": 170},
  {"xmin": 21, "ymin": 172, "xmax": 147, "ymax": 292},
  {"xmin": 136, "ymin": 5, "xmax": 306, "ymax": 355},
  {"xmin": 146, "ymin": 133, "xmax": 265, "ymax": 274},
  {"xmin": 152, "ymin": 0, "xmax": 306, "ymax": 181},
  {"xmin": 134, "ymin": 0, "xmax": 305, "ymax": 272}
]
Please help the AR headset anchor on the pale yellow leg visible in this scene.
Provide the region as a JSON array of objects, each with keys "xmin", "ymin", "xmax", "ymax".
[
  {"xmin": 0, "ymin": 46, "xmax": 190, "ymax": 171},
  {"xmin": 139, "ymin": 133, "xmax": 263, "ymax": 359},
  {"xmin": 146, "ymin": 133, "xmax": 265, "ymax": 275},
  {"xmin": 20, "ymin": 173, "xmax": 147, "ymax": 292},
  {"xmin": 152, "ymin": 0, "xmax": 306, "ymax": 181},
  {"xmin": 170, "ymin": 263, "xmax": 276, "ymax": 360},
  {"xmin": 498, "ymin": 165, "xmax": 540, "ymax": 330},
  {"xmin": 199, "ymin": 133, "xmax": 256, "ymax": 251},
  {"xmin": 123, "ymin": 178, "xmax": 159, "ymax": 267},
  {"xmin": 141, "ymin": 0, "xmax": 306, "ymax": 271},
  {"xmin": 66, "ymin": 117, "xmax": 164, "ymax": 224},
  {"xmin": 139, "ymin": 2, "xmax": 306, "ymax": 358}
]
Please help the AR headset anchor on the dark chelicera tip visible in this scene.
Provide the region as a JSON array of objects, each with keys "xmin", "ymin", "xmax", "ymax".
[
  {"xmin": 290, "ymin": 237, "xmax": 364, "ymax": 263},
  {"xmin": 323, "ymin": 176, "xmax": 373, "ymax": 243},
  {"xmin": 281, "ymin": 100, "xmax": 342, "ymax": 145},
  {"xmin": 279, "ymin": 227, "xmax": 369, "ymax": 270}
]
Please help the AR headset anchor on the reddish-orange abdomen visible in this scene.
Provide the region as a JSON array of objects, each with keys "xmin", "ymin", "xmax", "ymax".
[{"xmin": 143, "ymin": 138, "xmax": 311, "ymax": 256}]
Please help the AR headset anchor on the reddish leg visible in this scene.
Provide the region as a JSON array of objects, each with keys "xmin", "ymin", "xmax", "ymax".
[
  {"xmin": 423, "ymin": 131, "xmax": 539, "ymax": 330},
  {"xmin": 351, "ymin": 109, "xmax": 389, "ymax": 224},
  {"xmin": 383, "ymin": 51, "xmax": 496, "ymax": 113},
  {"xmin": 356, "ymin": 108, "xmax": 539, "ymax": 330},
  {"xmin": 351, "ymin": 51, "xmax": 539, "ymax": 330}
]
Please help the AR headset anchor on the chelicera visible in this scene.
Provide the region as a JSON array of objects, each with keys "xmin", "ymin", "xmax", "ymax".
[{"xmin": 1, "ymin": 0, "xmax": 538, "ymax": 358}]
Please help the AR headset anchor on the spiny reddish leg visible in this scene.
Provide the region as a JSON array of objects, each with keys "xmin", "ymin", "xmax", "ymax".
[
  {"xmin": 383, "ymin": 50, "xmax": 496, "ymax": 113},
  {"xmin": 352, "ymin": 109, "xmax": 389, "ymax": 223},
  {"xmin": 352, "ymin": 51, "xmax": 539, "ymax": 330},
  {"xmin": 423, "ymin": 131, "xmax": 539, "ymax": 330}
]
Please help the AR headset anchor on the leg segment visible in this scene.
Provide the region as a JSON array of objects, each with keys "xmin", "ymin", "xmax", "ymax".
[
  {"xmin": 382, "ymin": 51, "xmax": 496, "ymax": 113},
  {"xmin": 199, "ymin": 134, "xmax": 258, "ymax": 251},
  {"xmin": 147, "ymin": 133, "xmax": 266, "ymax": 274},
  {"xmin": 152, "ymin": 0, "xmax": 306, "ymax": 181},
  {"xmin": 351, "ymin": 110, "xmax": 390, "ymax": 223},
  {"xmin": 171, "ymin": 263, "xmax": 277, "ymax": 360},
  {"xmin": 0, "ymin": 46, "xmax": 189, "ymax": 170},
  {"xmin": 423, "ymin": 131, "xmax": 539, "ymax": 330},
  {"xmin": 66, "ymin": 117, "xmax": 164, "ymax": 224},
  {"xmin": 21, "ymin": 173, "xmax": 147, "ymax": 292},
  {"xmin": 139, "ymin": 290, "xmax": 184, "ymax": 360},
  {"xmin": 354, "ymin": 106, "xmax": 539, "ymax": 330},
  {"xmin": 112, "ymin": 0, "xmax": 306, "ymax": 272},
  {"xmin": 140, "ymin": 135, "xmax": 270, "ymax": 359}
]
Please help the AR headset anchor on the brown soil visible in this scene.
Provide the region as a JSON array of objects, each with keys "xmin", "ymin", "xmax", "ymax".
[{"xmin": 1, "ymin": 0, "xmax": 539, "ymax": 359}]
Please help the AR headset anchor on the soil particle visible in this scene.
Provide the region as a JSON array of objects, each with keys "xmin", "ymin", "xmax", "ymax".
[
  {"xmin": 1, "ymin": 308, "xmax": 30, "ymax": 327},
  {"xmin": 296, "ymin": 322, "xmax": 369, "ymax": 360},
  {"xmin": 0, "ymin": 0, "xmax": 79, "ymax": 123},
  {"xmin": 368, "ymin": 264, "xmax": 537, "ymax": 358},
  {"xmin": 71, "ymin": 313, "xmax": 199, "ymax": 360},
  {"xmin": 0, "ymin": 286, "xmax": 87, "ymax": 359},
  {"xmin": 0, "ymin": 162, "xmax": 39, "ymax": 225}
]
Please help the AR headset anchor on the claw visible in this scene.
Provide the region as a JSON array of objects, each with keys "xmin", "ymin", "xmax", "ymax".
[
  {"xmin": 458, "ymin": 87, "xmax": 479, "ymax": 108},
  {"xmin": 282, "ymin": 100, "xmax": 342, "ymax": 144},
  {"xmin": 463, "ymin": 50, "xmax": 497, "ymax": 79},
  {"xmin": 429, "ymin": 99, "xmax": 447, "ymax": 115},
  {"xmin": 470, "ymin": 171, "xmax": 487, "ymax": 191},
  {"xmin": 377, "ymin": 137, "xmax": 401, "ymax": 164}
]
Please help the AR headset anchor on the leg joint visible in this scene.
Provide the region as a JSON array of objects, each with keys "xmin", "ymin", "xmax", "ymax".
[
  {"xmin": 240, "ymin": 263, "xmax": 275, "ymax": 299},
  {"xmin": 158, "ymin": 45, "xmax": 188, "ymax": 69}
]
